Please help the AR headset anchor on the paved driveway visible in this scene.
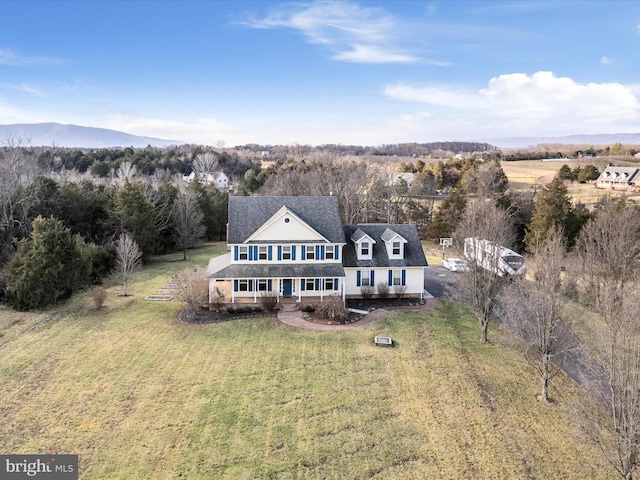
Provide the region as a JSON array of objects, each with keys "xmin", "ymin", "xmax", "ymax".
[{"xmin": 424, "ymin": 264, "xmax": 459, "ymax": 298}]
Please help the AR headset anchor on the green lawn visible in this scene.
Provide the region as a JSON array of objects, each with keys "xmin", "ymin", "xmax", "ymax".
[{"xmin": 0, "ymin": 243, "xmax": 613, "ymax": 479}]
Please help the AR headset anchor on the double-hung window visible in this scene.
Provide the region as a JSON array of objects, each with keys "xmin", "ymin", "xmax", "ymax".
[
  {"xmin": 361, "ymin": 242, "xmax": 370, "ymax": 256},
  {"xmin": 282, "ymin": 246, "xmax": 291, "ymax": 260},
  {"xmin": 325, "ymin": 246, "xmax": 334, "ymax": 260},
  {"xmin": 239, "ymin": 246, "xmax": 248, "ymax": 260},
  {"xmin": 258, "ymin": 246, "xmax": 268, "ymax": 260},
  {"xmin": 306, "ymin": 246, "xmax": 315, "ymax": 260},
  {"xmin": 392, "ymin": 241, "xmax": 401, "ymax": 256}
]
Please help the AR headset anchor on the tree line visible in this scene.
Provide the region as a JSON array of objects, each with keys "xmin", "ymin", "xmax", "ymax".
[{"xmin": 0, "ymin": 143, "xmax": 228, "ymax": 310}]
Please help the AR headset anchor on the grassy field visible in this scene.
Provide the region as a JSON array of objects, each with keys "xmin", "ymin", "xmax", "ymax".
[
  {"xmin": 0, "ymin": 243, "xmax": 614, "ymax": 479},
  {"xmin": 501, "ymin": 159, "xmax": 640, "ymax": 205}
]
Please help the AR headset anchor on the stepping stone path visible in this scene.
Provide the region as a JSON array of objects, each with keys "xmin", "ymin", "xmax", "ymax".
[{"xmin": 145, "ymin": 281, "xmax": 184, "ymax": 301}]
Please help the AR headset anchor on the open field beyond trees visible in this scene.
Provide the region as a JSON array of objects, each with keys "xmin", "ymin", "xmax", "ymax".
[
  {"xmin": 500, "ymin": 159, "xmax": 640, "ymax": 205},
  {"xmin": 0, "ymin": 243, "xmax": 614, "ymax": 479}
]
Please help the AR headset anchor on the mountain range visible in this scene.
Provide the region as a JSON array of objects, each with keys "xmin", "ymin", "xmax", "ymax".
[
  {"xmin": 0, "ymin": 123, "xmax": 181, "ymax": 148},
  {"xmin": 1, "ymin": 122, "xmax": 639, "ymax": 150}
]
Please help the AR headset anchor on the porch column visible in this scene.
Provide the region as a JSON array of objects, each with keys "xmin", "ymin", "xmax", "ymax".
[
  {"xmin": 231, "ymin": 278, "xmax": 235, "ymax": 304},
  {"xmin": 254, "ymin": 278, "xmax": 258, "ymax": 303}
]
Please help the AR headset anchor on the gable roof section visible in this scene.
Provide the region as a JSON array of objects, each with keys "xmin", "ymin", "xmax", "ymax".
[
  {"xmin": 246, "ymin": 205, "xmax": 329, "ymax": 242},
  {"xmin": 228, "ymin": 196, "xmax": 346, "ymax": 244},
  {"xmin": 342, "ymin": 224, "xmax": 428, "ymax": 268},
  {"xmin": 381, "ymin": 227, "xmax": 407, "ymax": 244},
  {"xmin": 350, "ymin": 228, "xmax": 376, "ymax": 244}
]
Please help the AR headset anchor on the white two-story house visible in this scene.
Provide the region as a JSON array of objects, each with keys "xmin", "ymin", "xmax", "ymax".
[{"xmin": 205, "ymin": 196, "xmax": 428, "ymax": 304}]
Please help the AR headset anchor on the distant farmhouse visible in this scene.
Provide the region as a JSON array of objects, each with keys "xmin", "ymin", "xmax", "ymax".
[
  {"xmin": 205, "ymin": 196, "xmax": 428, "ymax": 305},
  {"xmin": 595, "ymin": 166, "xmax": 640, "ymax": 191},
  {"xmin": 183, "ymin": 171, "xmax": 230, "ymax": 190}
]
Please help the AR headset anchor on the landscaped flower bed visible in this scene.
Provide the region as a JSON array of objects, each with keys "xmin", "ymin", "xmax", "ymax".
[
  {"xmin": 178, "ymin": 306, "xmax": 276, "ymax": 324},
  {"xmin": 347, "ymin": 297, "xmax": 426, "ymax": 311}
]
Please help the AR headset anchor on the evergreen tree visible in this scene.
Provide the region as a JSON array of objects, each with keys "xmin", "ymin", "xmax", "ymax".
[
  {"xmin": 558, "ymin": 164, "xmax": 574, "ymax": 181},
  {"xmin": 427, "ymin": 188, "xmax": 467, "ymax": 239},
  {"xmin": 111, "ymin": 180, "xmax": 158, "ymax": 255},
  {"xmin": 5, "ymin": 216, "xmax": 92, "ymax": 310},
  {"xmin": 523, "ymin": 177, "xmax": 573, "ymax": 252}
]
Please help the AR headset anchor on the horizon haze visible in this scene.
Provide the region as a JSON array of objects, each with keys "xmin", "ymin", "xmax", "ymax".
[{"xmin": 1, "ymin": 1, "xmax": 639, "ymax": 146}]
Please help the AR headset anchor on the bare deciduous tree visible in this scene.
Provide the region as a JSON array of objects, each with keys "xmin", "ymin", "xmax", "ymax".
[
  {"xmin": 116, "ymin": 232, "xmax": 142, "ymax": 296},
  {"xmin": 452, "ymin": 198, "xmax": 516, "ymax": 343},
  {"xmin": 574, "ymin": 199, "xmax": 640, "ymax": 479},
  {"xmin": 0, "ymin": 135, "xmax": 40, "ymax": 241},
  {"xmin": 498, "ymin": 230, "xmax": 576, "ymax": 402},
  {"xmin": 172, "ymin": 190, "xmax": 205, "ymax": 261},
  {"xmin": 192, "ymin": 151, "xmax": 219, "ymax": 178},
  {"xmin": 115, "ymin": 161, "xmax": 138, "ymax": 184}
]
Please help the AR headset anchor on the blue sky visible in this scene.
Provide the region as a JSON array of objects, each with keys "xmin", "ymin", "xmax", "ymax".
[{"xmin": 1, "ymin": 1, "xmax": 639, "ymax": 146}]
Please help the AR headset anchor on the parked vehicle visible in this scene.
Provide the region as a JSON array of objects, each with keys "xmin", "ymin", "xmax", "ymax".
[
  {"xmin": 442, "ymin": 257, "xmax": 469, "ymax": 272},
  {"xmin": 463, "ymin": 237, "xmax": 526, "ymax": 277}
]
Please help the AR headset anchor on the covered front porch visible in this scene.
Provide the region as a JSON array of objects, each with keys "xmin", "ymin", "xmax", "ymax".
[
  {"xmin": 205, "ymin": 255, "xmax": 346, "ymax": 305},
  {"xmin": 208, "ymin": 277, "xmax": 345, "ymax": 304}
]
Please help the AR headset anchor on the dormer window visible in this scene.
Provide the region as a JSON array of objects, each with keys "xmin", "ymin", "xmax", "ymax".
[
  {"xmin": 351, "ymin": 228, "xmax": 375, "ymax": 260},
  {"xmin": 381, "ymin": 228, "xmax": 407, "ymax": 259}
]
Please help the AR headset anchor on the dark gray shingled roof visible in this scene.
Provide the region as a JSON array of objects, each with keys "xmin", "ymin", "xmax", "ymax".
[
  {"xmin": 342, "ymin": 224, "xmax": 428, "ymax": 268},
  {"xmin": 228, "ymin": 196, "xmax": 347, "ymax": 244}
]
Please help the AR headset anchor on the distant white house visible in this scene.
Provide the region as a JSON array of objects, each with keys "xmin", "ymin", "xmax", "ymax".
[
  {"xmin": 182, "ymin": 171, "xmax": 230, "ymax": 190},
  {"xmin": 393, "ymin": 172, "xmax": 414, "ymax": 187},
  {"xmin": 595, "ymin": 166, "xmax": 640, "ymax": 191}
]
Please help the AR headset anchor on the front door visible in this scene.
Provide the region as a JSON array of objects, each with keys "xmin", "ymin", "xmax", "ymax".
[{"xmin": 283, "ymin": 279, "xmax": 293, "ymax": 296}]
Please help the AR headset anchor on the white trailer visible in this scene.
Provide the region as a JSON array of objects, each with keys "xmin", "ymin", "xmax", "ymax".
[{"xmin": 463, "ymin": 237, "xmax": 525, "ymax": 277}]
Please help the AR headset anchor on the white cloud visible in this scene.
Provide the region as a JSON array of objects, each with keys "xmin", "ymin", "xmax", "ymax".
[
  {"xmin": 0, "ymin": 47, "xmax": 65, "ymax": 66},
  {"xmin": 242, "ymin": 1, "xmax": 420, "ymax": 64},
  {"xmin": 0, "ymin": 98, "xmax": 44, "ymax": 124},
  {"xmin": 384, "ymin": 83, "xmax": 485, "ymax": 109},
  {"xmin": 600, "ymin": 56, "xmax": 613, "ymax": 64},
  {"xmin": 0, "ymin": 83, "xmax": 45, "ymax": 97},
  {"xmin": 385, "ymin": 71, "xmax": 640, "ymax": 137},
  {"xmin": 105, "ymin": 114, "xmax": 235, "ymax": 145},
  {"xmin": 333, "ymin": 44, "xmax": 417, "ymax": 63}
]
